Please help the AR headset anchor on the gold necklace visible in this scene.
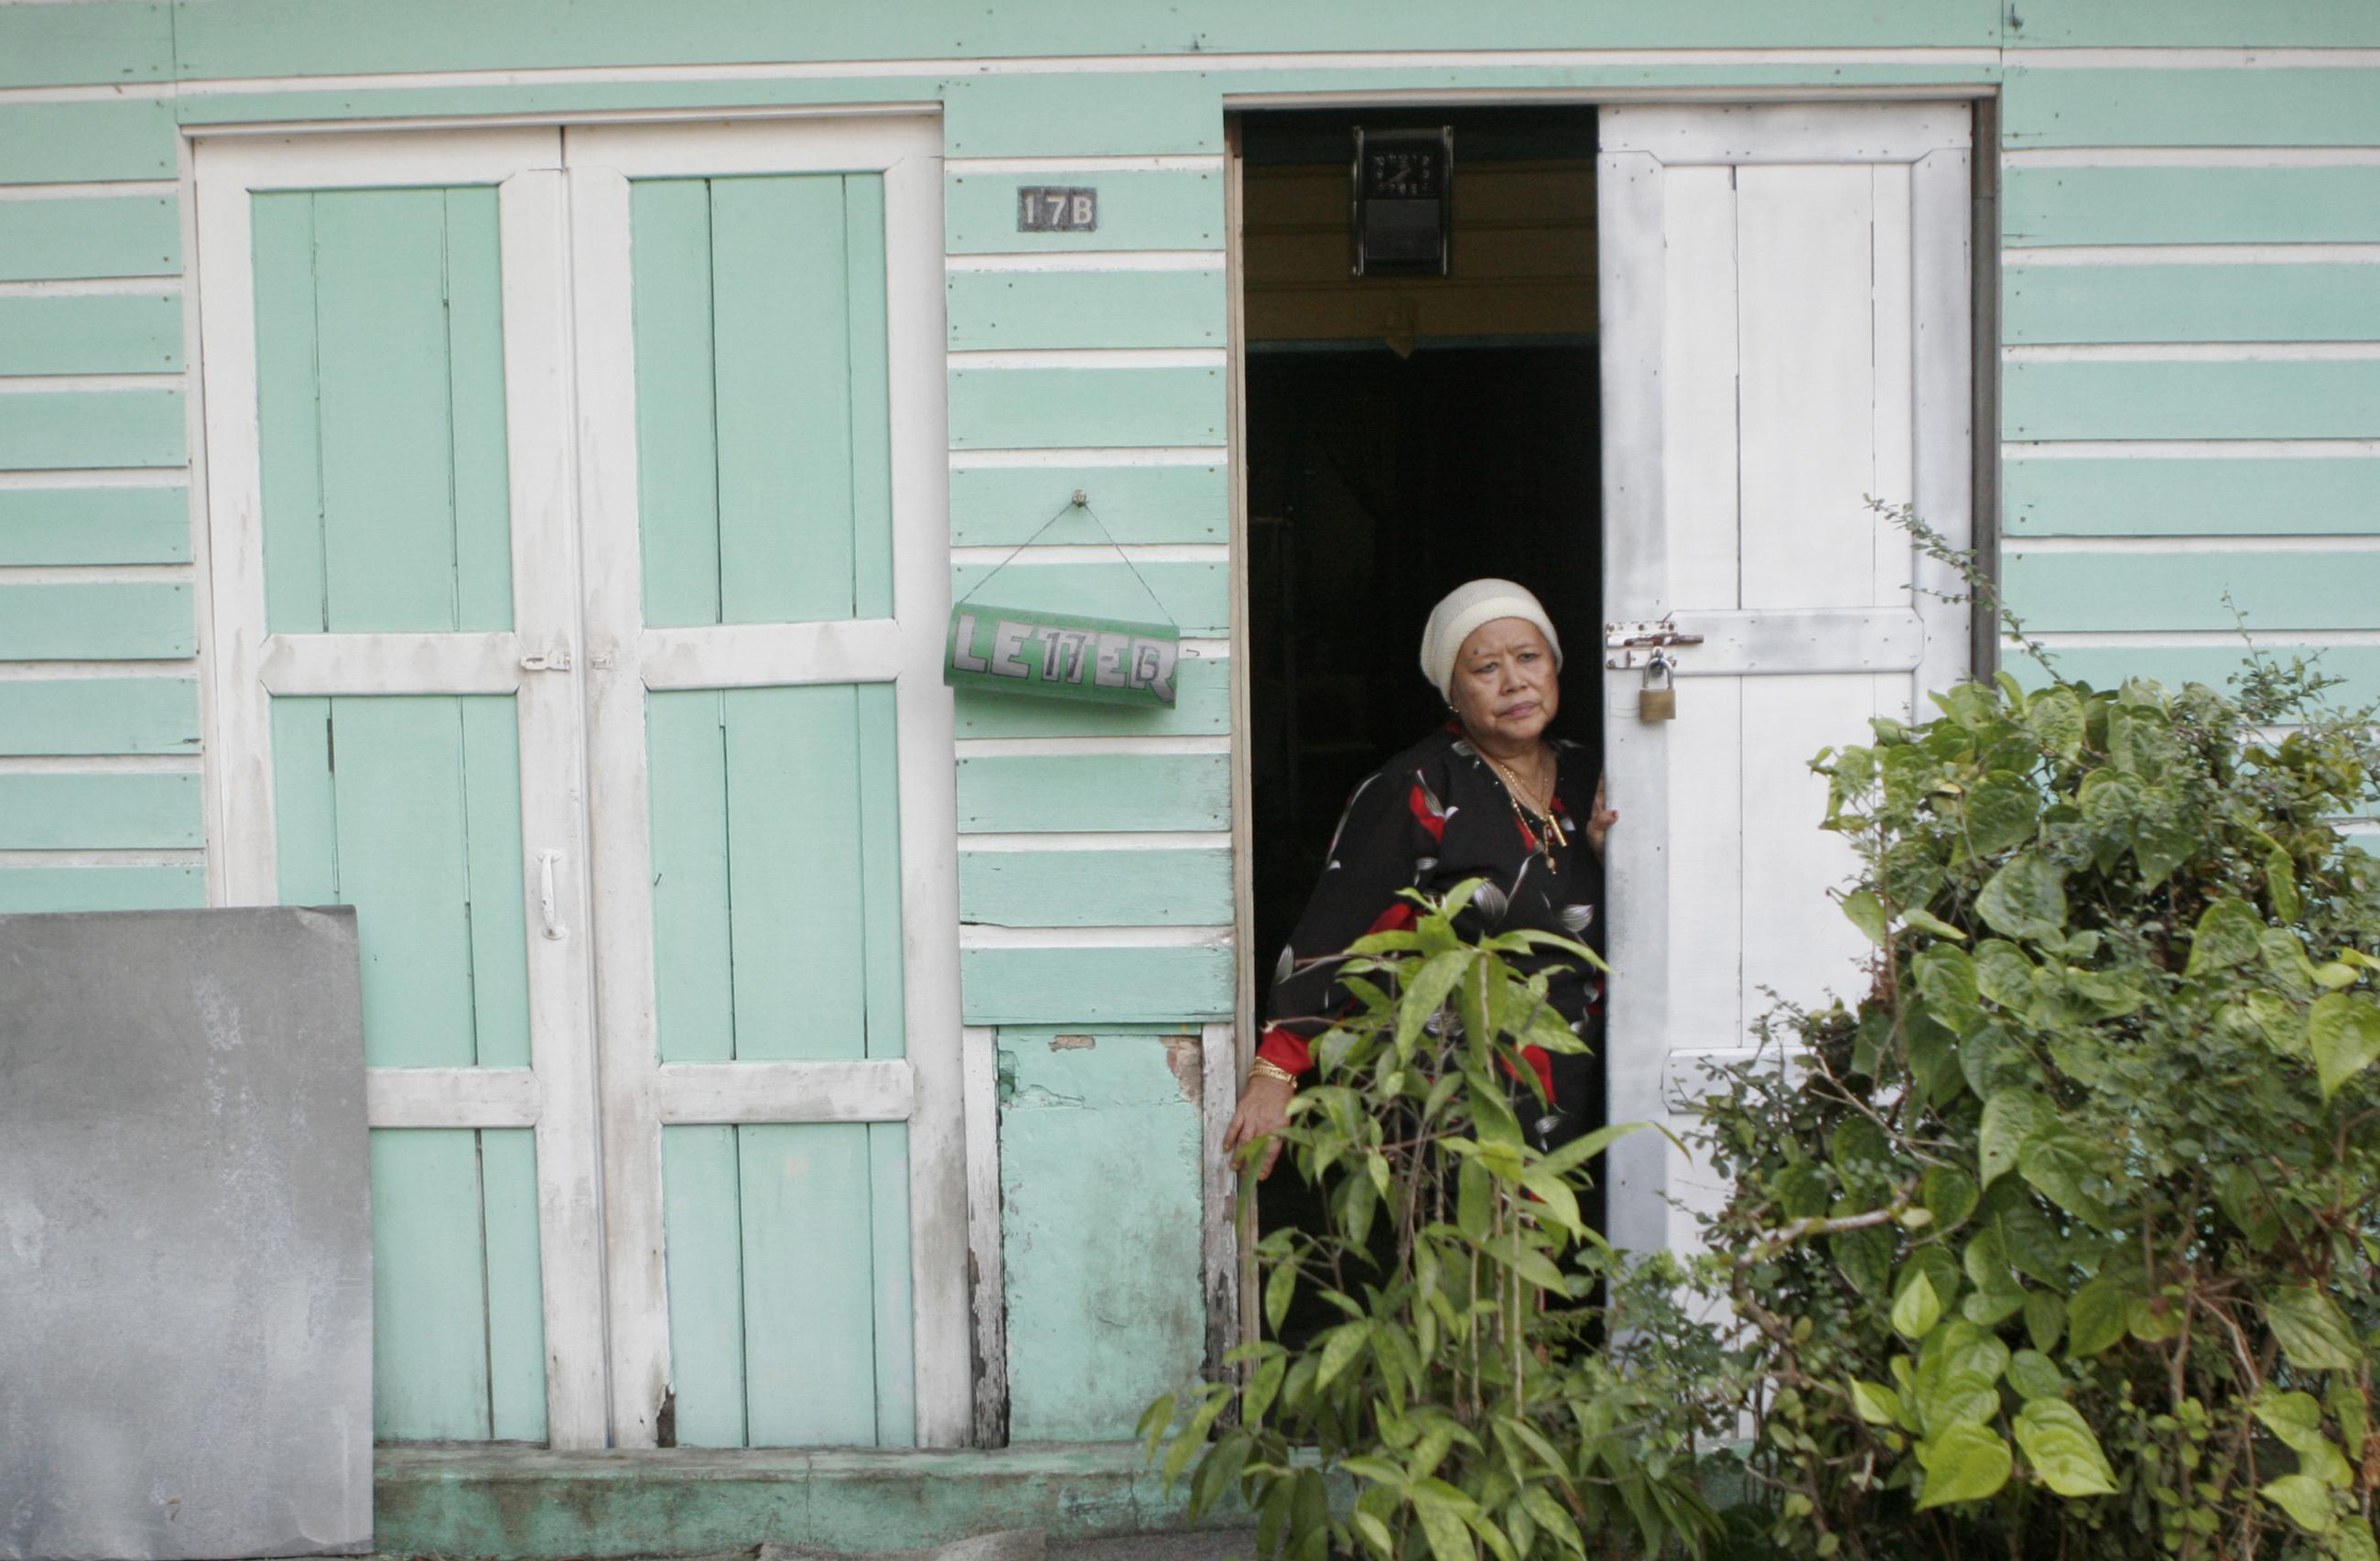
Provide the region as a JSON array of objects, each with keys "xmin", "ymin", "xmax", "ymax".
[{"xmin": 1488, "ymin": 751, "xmax": 1569, "ymax": 851}]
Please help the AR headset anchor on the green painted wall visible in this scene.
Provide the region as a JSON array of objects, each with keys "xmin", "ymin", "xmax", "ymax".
[
  {"xmin": 7, "ymin": 0, "xmax": 2377, "ymax": 1464},
  {"xmin": 996, "ymin": 1029, "xmax": 1207, "ymax": 1443}
]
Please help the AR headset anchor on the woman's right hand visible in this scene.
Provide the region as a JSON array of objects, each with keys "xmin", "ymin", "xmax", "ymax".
[{"xmin": 1221, "ymin": 1074, "xmax": 1296, "ymax": 1181}]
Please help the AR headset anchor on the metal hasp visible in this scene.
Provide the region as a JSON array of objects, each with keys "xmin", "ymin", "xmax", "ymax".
[
  {"xmin": 1604, "ymin": 619, "xmax": 1706, "ymax": 669},
  {"xmin": 1605, "ymin": 610, "xmax": 1923, "ymax": 674}
]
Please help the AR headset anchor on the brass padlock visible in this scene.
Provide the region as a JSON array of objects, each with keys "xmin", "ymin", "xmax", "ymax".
[{"xmin": 1639, "ymin": 654, "xmax": 1677, "ymax": 722}]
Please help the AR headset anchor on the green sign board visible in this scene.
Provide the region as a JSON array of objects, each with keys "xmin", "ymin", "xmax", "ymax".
[{"xmin": 944, "ymin": 605, "xmax": 1181, "ymax": 708}]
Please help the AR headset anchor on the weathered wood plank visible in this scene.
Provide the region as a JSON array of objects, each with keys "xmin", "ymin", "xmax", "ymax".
[
  {"xmin": 956, "ymin": 753, "xmax": 1231, "ymax": 833},
  {"xmin": 739, "ymin": 1122, "xmax": 882, "ymax": 1446},
  {"xmin": 0, "ymin": 3, "xmax": 171, "ymax": 89},
  {"xmin": 846, "ymin": 175, "xmax": 895, "ymax": 623},
  {"xmin": 946, "ymin": 168, "xmax": 1223, "ymax": 255},
  {"xmin": 2004, "ymin": 547, "xmax": 2380, "ymax": 632},
  {"xmin": 2004, "ymin": 360, "xmax": 2380, "ymax": 442},
  {"xmin": 0, "ymin": 582, "xmax": 191, "ymax": 659},
  {"xmin": 955, "ymin": 655, "xmax": 1229, "ymax": 738},
  {"xmin": 0, "ymin": 100, "xmax": 176, "ymax": 184},
  {"xmin": 2003, "ymin": 168, "xmax": 2380, "ymax": 248},
  {"xmin": 856, "ymin": 685, "xmax": 908, "ymax": 1060},
  {"xmin": 948, "ymin": 557, "xmax": 1227, "ymax": 637},
  {"xmin": 723, "ymin": 685, "xmax": 870, "ymax": 1062},
  {"xmin": 459, "ymin": 697, "xmax": 532, "ymax": 1070},
  {"xmin": 0, "ymin": 294, "xmax": 183, "ymax": 376},
  {"xmin": 2004, "ymin": 264, "xmax": 2380, "ymax": 345},
  {"xmin": 2009, "ymin": 642, "xmax": 2380, "ymax": 695},
  {"xmin": 370, "ymin": 1128, "xmax": 494, "ymax": 1441},
  {"xmin": 2004, "ymin": 456, "xmax": 2380, "ymax": 537},
  {"xmin": 269, "ymin": 697, "xmax": 340, "ymax": 905},
  {"xmin": 2005, "ymin": 69, "xmax": 2380, "ymax": 148},
  {"xmin": 0, "ymin": 864, "xmax": 202, "ymax": 913},
  {"xmin": 0, "ymin": 388, "xmax": 185, "ymax": 470},
  {"xmin": 480, "ymin": 1127, "xmax": 550, "ymax": 1444},
  {"xmin": 647, "ymin": 690, "xmax": 736, "ymax": 1064},
  {"xmin": 867, "ymin": 1121, "xmax": 915, "ymax": 1447},
  {"xmin": 962, "ymin": 945, "xmax": 1233, "ymax": 1024},
  {"xmin": 0, "ymin": 485, "xmax": 187, "ymax": 565},
  {"xmin": 444, "ymin": 187, "xmax": 516, "ymax": 634},
  {"xmin": 0, "ymin": 195, "xmax": 178, "ymax": 282},
  {"xmin": 630, "ymin": 178, "xmax": 724, "ymax": 628},
  {"xmin": 661, "ymin": 1125, "xmax": 748, "ymax": 1447},
  {"xmin": 959, "ymin": 845, "xmax": 1234, "ymax": 927},
  {"xmin": 947, "ymin": 365, "xmax": 1225, "ymax": 450},
  {"xmin": 947, "ymin": 269, "xmax": 1226, "ymax": 352},
  {"xmin": 253, "ymin": 191, "xmax": 328, "ymax": 634},
  {"xmin": 0, "ymin": 677, "xmax": 196, "ymax": 755},
  {"xmin": 2007, "ymin": 0, "xmax": 2380, "ymax": 45},
  {"xmin": 949, "ymin": 462, "xmax": 1225, "ymax": 547}
]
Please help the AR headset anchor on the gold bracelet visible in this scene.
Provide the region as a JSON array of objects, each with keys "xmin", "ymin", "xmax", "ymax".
[{"xmin": 1248, "ymin": 1057, "xmax": 1299, "ymax": 1090}]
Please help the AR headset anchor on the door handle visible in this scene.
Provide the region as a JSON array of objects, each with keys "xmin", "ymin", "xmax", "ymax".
[{"xmin": 536, "ymin": 850, "xmax": 569, "ymax": 941}]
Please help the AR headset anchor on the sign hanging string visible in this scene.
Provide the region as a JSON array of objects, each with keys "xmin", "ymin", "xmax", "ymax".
[{"xmin": 954, "ymin": 491, "xmax": 1176, "ymax": 627}]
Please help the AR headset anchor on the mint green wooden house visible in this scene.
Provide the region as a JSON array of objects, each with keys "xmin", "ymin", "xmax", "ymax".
[{"xmin": 4, "ymin": 0, "xmax": 2375, "ymax": 1549}]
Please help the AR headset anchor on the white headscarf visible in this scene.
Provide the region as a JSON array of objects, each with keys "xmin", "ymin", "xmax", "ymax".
[{"xmin": 1419, "ymin": 579, "xmax": 1564, "ymax": 699}]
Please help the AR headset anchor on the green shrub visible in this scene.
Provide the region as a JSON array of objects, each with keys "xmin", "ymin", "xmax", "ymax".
[
  {"xmin": 1700, "ymin": 658, "xmax": 2380, "ymax": 1559},
  {"xmin": 1144, "ymin": 890, "xmax": 1736, "ymax": 1559}
]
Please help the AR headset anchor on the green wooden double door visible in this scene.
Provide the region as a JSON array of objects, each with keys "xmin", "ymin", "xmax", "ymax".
[{"xmin": 192, "ymin": 120, "xmax": 968, "ymax": 1449}]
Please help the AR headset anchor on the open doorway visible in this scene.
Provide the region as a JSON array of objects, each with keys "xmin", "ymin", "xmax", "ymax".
[{"xmin": 1237, "ymin": 106, "xmax": 1605, "ymax": 1336}]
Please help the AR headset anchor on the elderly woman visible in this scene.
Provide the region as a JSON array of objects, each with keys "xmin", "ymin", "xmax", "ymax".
[{"xmin": 1223, "ymin": 579, "xmax": 1616, "ymax": 1182}]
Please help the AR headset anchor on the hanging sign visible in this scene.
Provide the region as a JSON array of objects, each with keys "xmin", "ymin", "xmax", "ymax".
[
  {"xmin": 943, "ymin": 492, "xmax": 1181, "ymax": 708},
  {"xmin": 946, "ymin": 606, "xmax": 1179, "ymax": 707}
]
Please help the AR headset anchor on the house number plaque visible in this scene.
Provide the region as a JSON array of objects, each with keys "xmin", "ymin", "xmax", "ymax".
[{"xmin": 1017, "ymin": 186, "xmax": 1098, "ymax": 232}]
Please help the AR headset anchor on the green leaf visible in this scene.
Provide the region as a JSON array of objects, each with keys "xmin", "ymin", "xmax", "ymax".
[
  {"xmin": 1966, "ymin": 772, "xmax": 2043, "ymax": 856},
  {"xmin": 2007, "ymin": 1349, "xmax": 2064, "ymax": 1402},
  {"xmin": 1893, "ymin": 1272, "xmax": 1945, "ymax": 1339},
  {"xmin": 2260, "ymin": 1472, "xmax": 2338, "ymax": 1535},
  {"xmin": 1455, "ymin": 1157, "xmax": 1492, "ymax": 1243},
  {"xmin": 1923, "ymin": 1166, "xmax": 1981, "ymax": 1231},
  {"xmin": 1833, "ymin": 1223, "xmax": 1895, "ymax": 1300},
  {"xmin": 2267, "ymin": 1285, "xmax": 2362, "ymax": 1371},
  {"xmin": 2024, "ymin": 1292, "xmax": 2067, "ymax": 1354},
  {"xmin": 2018, "ymin": 1129, "xmax": 2115, "ymax": 1230},
  {"xmin": 2066, "ymin": 1276, "xmax": 2133, "ymax": 1359},
  {"xmin": 1316, "ymin": 1321, "xmax": 1371, "ymax": 1390},
  {"xmin": 1917, "ymin": 945, "xmax": 1986, "ymax": 1036},
  {"xmin": 1974, "ymin": 941, "xmax": 2038, "ymax": 1012},
  {"xmin": 2014, "ymin": 1398, "xmax": 2118, "ymax": 1496},
  {"xmin": 2185, "ymin": 896, "xmax": 2266, "ymax": 979},
  {"xmin": 1906, "ymin": 906, "xmax": 1968, "ymax": 940},
  {"xmin": 2253, "ymin": 1389, "xmax": 2331, "ymax": 1456},
  {"xmin": 1531, "ymin": 1120, "xmax": 1645, "ymax": 1178},
  {"xmin": 2267, "ymin": 843, "xmax": 2304, "ymax": 922},
  {"xmin": 2342, "ymin": 1518, "xmax": 2380, "ymax": 1561},
  {"xmin": 1915, "ymin": 1423, "xmax": 2014, "ymax": 1510},
  {"xmin": 1349, "ymin": 1512, "xmax": 1396, "ymax": 1560},
  {"xmin": 2309, "ymin": 992, "xmax": 2380, "ymax": 1100},
  {"xmin": 1976, "ymin": 853, "xmax": 2068, "ymax": 943},
  {"xmin": 1843, "ymin": 888, "xmax": 1889, "ymax": 947},
  {"xmin": 1979, "ymin": 1089, "xmax": 2055, "ymax": 1187},
  {"xmin": 1850, "ymin": 1380, "xmax": 1904, "ymax": 1426},
  {"xmin": 2027, "ymin": 688, "xmax": 2086, "ymax": 761}
]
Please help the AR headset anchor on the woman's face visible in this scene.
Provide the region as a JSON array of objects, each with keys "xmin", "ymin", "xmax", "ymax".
[{"xmin": 1449, "ymin": 617, "xmax": 1560, "ymax": 749}]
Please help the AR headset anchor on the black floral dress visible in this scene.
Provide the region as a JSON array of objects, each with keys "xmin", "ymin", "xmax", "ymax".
[{"xmin": 1256, "ymin": 723, "xmax": 1606, "ymax": 1143}]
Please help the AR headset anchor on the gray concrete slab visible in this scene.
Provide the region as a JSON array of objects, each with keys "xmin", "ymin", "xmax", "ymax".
[{"xmin": 0, "ymin": 908, "xmax": 373, "ymax": 1561}]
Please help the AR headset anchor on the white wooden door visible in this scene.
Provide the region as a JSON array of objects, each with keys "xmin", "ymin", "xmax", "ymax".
[{"xmin": 1596, "ymin": 103, "xmax": 1973, "ymax": 1255}]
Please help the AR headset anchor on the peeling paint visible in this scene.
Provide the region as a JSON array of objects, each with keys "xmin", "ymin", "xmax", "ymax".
[
  {"xmin": 1048, "ymin": 1034, "xmax": 1096, "ymax": 1051},
  {"xmin": 1161, "ymin": 1033, "xmax": 1202, "ymax": 1105}
]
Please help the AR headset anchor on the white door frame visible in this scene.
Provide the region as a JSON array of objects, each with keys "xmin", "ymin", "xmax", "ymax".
[
  {"xmin": 1596, "ymin": 101, "xmax": 1974, "ymax": 1254},
  {"xmin": 189, "ymin": 114, "xmax": 968, "ymax": 1449}
]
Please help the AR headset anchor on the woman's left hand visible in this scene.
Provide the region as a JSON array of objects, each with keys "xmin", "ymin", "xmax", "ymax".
[{"xmin": 1588, "ymin": 771, "xmax": 1617, "ymax": 860}]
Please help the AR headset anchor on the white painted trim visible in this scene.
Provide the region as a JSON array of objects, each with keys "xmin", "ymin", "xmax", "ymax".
[
  {"xmin": 651, "ymin": 1060, "xmax": 916, "ymax": 1124},
  {"xmin": 2002, "ymin": 146, "xmax": 2380, "ymax": 168},
  {"xmin": 563, "ymin": 114, "xmax": 937, "ymax": 177},
  {"xmin": 957, "ymin": 830, "xmax": 1235, "ymax": 851},
  {"xmin": 0, "ymin": 278, "xmax": 180, "ymax": 298},
  {"xmin": 948, "ymin": 446, "xmax": 1225, "ymax": 468},
  {"xmin": 1601, "ymin": 101, "xmax": 1970, "ymax": 164},
  {"xmin": 1178, "ymin": 637, "xmax": 1231, "ymax": 659},
  {"xmin": 2004, "ymin": 244, "xmax": 2380, "ymax": 266},
  {"xmin": 961, "ymin": 1024, "xmax": 1006, "ymax": 1448},
  {"xmin": 2005, "ymin": 48, "xmax": 2380, "ymax": 69},
  {"xmin": 0, "ymin": 562, "xmax": 189, "ymax": 582},
  {"xmin": 255, "ymin": 631, "xmax": 524, "ymax": 695},
  {"xmin": 952, "ymin": 735, "xmax": 1231, "ymax": 757},
  {"xmin": 638, "ymin": 619, "xmax": 903, "ymax": 691},
  {"xmin": 950, "ymin": 543, "xmax": 1228, "ymax": 565},
  {"xmin": 0, "ymin": 848, "xmax": 205, "ymax": 868},
  {"xmin": 1911, "ymin": 142, "xmax": 1976, "ymax": 700},
  {"xmin": 365, "ymin": 1067, "xmax": 542, "ymax": 1129},
  {"xmin": 0, "ymin": 180, "xmax": 179, "ymax": 201},
  {"xmin": 2004, "ymin": 342, "xmax": 2380, "ymax": 363},
  {"xmin": 2006, "ymin": 438, "xmax": 2378, "ymax": 458},
  {"xmin": 2028, "ymin": 629, "xmax": 2380, "ymax": 647},
  {"xmin": 947, "ymin": 155, "xmax": 1224, "ymax": 174},
  {"xmin": 0, "ymin": 373, "xmax": 182, "ymax": 394},
  {"xmin": 172, "ymin": 126, "xmax": 214, "ymax": 908},
  {"xmin": 948, "ymin": 348, "xmax": 1227, "ymax": 369},
  {"xmin": 2006, "ymin": 535, "xmax": 2380, "ymax": 554},
  {"xmin": 0, "ymin": 658, "xmax": 197, "ymax": 679},
  {"xmin": 956, "ymin": 925, "xmax": 1233, "ymax": 949},
  {"xmin": 0, "ymin": 754, "xmax": 202, "ymax": 774},
  {"xmin": 1230, "ymin": 85, "xmax": 1998, "ymax": 108},
  {"xmin": 0, "ymin": 81, "xmax": 172, "ymax": 103},
  {"xmin": 189, "ymin": 126, "xmax": 561, "ymax": 190},
  {"xmin": 1197, "ymin": 1020, "xmax": 1239, "ymax": 1379},
  {"xmin": 945, "ymin": 252, "xmax": 1226, "ymax": 273},
  {"xmin": 0, "ymin": 468, "xmax": 186, "ymax": 489}
]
